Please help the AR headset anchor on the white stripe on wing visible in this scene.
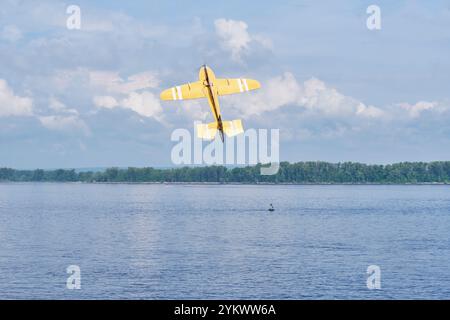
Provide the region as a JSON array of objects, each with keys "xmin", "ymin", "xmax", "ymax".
[
  {"xmin": 237, "ymin": 79, "xmax": 243, "ymax": 92},
  {"xmin": 242, "ymin": 79, "xmax": 249, "ymax": 91},
  {"xmin": 171, "ymin": 88, "xmax": 177, "ymax": 100},
  {"xmin": 176, "ymin": 86, "xmax": 183, "ymax": 100}
]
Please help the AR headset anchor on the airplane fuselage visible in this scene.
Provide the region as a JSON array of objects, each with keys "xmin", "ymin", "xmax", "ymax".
[{"xmin": 199, "ymin": 66, "xmax": 224, "ymax": 141}]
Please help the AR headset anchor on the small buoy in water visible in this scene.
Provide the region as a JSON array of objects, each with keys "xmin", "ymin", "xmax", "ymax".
[{"xmin": 268, "ymin": 203, "xmax": 275, "ymax": 212}]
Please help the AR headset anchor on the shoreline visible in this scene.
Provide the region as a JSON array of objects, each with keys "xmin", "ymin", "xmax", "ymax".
[{"xmin": 0, "ymin": 181, "xmax": 449, "ymax": 186}]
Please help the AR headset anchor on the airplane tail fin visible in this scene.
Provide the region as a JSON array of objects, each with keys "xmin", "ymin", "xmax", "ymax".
[
  {"xmin": 222, "ymin": 119, "xmax": 244, "ymax": 137},
  {"xmin": 196, "ymin": 122, "xmax": 218, "ymax": 140}
]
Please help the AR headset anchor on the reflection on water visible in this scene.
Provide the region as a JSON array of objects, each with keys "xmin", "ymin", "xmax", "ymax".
[{"xmin": 0, "ymin": 183, "xmax": 449, "ymax": 299}]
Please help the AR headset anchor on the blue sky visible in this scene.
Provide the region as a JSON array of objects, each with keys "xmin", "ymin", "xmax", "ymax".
[{"xmin": 1, "ymin": 0, "xmax": 450, "ymax": 168}]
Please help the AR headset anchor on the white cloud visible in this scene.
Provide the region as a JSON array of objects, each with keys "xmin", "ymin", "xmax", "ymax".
[
  {"xmin": 39, "ymin": 115, "xmax": 90, "ymax": 136},
  {"xmin": 397, "ymin": 101, "xmax": 439, "ymax": 118},
  {"xmin": 222, "ymin": 72, "xmax": 299, "ymax": 116},
  {"xmin": 215, "ymin": 19, "xmax": 251, "ymax": 62},
  {"xmin": 49, "ymin": 97, "xmax": 78, "ymax": 115},
  {"xmin": 39, "ymin": 97, "xmax": 89, "ymax": 135},
  {"xmin": 121, "ymin": 91, "xmax": 162, "ymax": 118},
  {"xmin": 92, "ymin": 92, "xmax": 162, "ymax": 120},
  {"xmin": 356, "ymin": 103, "xmax": 384, "ymax": 118},
  {"xmin": 0, "ymin": 79, "xmax": 33, "ymax": 117},
  {"xmin": 93, "ymin": 95, "xmax": 119, "ymax": 109},
  {"xmin": 177, "ymin": 100, "xmax": 210, "ymax": 121},
  {"xmin": 300, "ymin": 78, "xmax": 384, "ymax": 118},
  {"xmin": 48, "ymin": 97, "xmax": 66, "ymax": 112},
  {"xmin": 224, "ymin": 72, "xmax": 384, "ymax": 119},
  {"xmin": 90, "ymin": 71, "xmax": 163, "ymax": 119},
  {"xmin": 214, "ymin": 18, "xmax": 272, "ymax": 62},
  {"xmin": 89, "ymin": 71, "xmax": 159, "ymax": 94}
]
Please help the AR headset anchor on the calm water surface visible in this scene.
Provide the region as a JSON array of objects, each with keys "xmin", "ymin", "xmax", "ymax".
[{"xmin": 0, "ymin": 183, "xmax": 449, "ymax": 299}]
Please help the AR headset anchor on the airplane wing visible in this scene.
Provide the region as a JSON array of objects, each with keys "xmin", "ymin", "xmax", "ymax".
[
  {"xmin": 215, "ymin": 78, "xmax": 260, "ymax": 96},
  {"xmin": 160, "ymin": 81, "xmax": 206, "ymax": 101}
]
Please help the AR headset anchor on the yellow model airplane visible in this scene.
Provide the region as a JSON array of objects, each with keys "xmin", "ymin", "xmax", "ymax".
[{"xmin": 160, "ymin": 65, "xmax": 260, "ymax": 142}]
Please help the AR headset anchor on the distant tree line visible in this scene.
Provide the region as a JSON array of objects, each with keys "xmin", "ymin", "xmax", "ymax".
[{"xmin": 2, "ymin": 162, "xmax": 450, "ymax": 184}]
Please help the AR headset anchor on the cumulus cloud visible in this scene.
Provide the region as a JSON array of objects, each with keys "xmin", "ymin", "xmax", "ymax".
[
  {"xmin": 89, "ymin": 71, "xmax": 159, "ymax": 94},
  {"xmin": 90, "ymin": 71, "xmax": 162, "ymax": 118},
  {"xmin": 94, "ymin": 91, "xmax": 162, "ymax": 119},
  {"xmin": 397, "ymin": 101, "xmax": 440, "ymax": 118},
  {"xmin": 49, "ymin": 97, "xmax": 79, "ymax": 115},
  {"xmin": 121, "ymin": 91, "xmax": 162, "ymax": 118},
  {"xmin": 0, "ymin": 79, "xmax": 33, "ymax": 117},
  {"xmin": 224, "ymin": 72, "xmax": 384, "ymax": 119},
  {"xmin": 299, "ymin": 78, "xmax": 384, "ymax": 118},
  {"xmin": 175, "ymin": 100, "xmax": 210, "ymax": 121},
  {"xmin": 214, "ymin": 18, "xmax": 272, "ymax": 62},
  {"xmin": 38, "ymin": 97, "xmax": 89, "ymax": 135},
  {"xmin": 39, "ymin": 115, "xmax": 90, "ymax": 136},
  {"xmin": 93, "ymin": 95, "xmax": 119, "ymax": 109},
  {"xmin": 48, "ymin": 97, "xmax": 67, "ymax": 112}
]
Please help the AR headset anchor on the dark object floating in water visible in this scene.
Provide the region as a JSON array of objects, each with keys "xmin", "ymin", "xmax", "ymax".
[{"xmin": 268, "ymin": 203, "xmax": 275, "ymax": 212}]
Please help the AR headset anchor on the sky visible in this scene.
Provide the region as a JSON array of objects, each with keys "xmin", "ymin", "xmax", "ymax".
[{"xmin": 1, "ymin": 0, "xmax": 450, "ymax": 168}]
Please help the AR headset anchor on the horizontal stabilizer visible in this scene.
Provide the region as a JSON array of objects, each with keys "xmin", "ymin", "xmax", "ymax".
[
  {"xmin": 196, "ymin": 122, "xmax": 217, "ymax": 140},
  {"xmin": 222, "ymin": 119, "xmax": 244, "ymax": 137}
]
